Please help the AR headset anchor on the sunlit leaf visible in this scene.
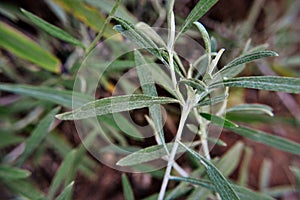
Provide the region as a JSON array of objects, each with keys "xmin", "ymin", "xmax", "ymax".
[
  {"xmin": 0, "ymin": 165, "xmax": 31, "ymax": 180},
  {"xmin": 56, "ymin": 181, "xmax": 74, "ymax": 200},
  {"xmin": 0, "ymin": 22, "xmax": 61, "ymax": 73}
]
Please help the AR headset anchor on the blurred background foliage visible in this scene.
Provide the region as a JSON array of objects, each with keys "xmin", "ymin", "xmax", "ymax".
[{"xmin": 0, "ymin": 0, "xmax": 300, "ymax": 199}]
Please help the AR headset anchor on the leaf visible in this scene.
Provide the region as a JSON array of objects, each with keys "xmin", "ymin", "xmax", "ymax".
[
  {"xmin": 0, "ymin": 22, "xmax": 61, "ymax": 73},
  {"xmin": 194, "ymin": 22, "xmax": 211, "ymax": 61},
  {"xmin": 170, "ymin": 176, "xmax": 274, "ymax": 200},
  {"xmin": 52, "ymin": 0, "xmax": 116, "ymax": 38},
  {"xmin": 200, "ymin": 113, "xmax": 238, "ymax": 128},
  {"xmin": 113, "ymin": 17, "xmax": 161, "ymax": 59},
  {"xmin": 122, "ymin": 174, "xmax": 135, "ymax": 200},
  {"xmin": 136, "ymin": 22, "xmax": 167, "ymax": 48},
  {"xmin": 178, "ymin": 141, "xmax": 240, "ymax": 200},
  {"xmin": 180, "ymin": 78, "xmax": 207, "ymax": 93},
  {"xmin": 117, "ymin": 142, "xmax": 195, "ymax": 166},
  {"xmin": 135, "ymin": 50, "xmax": 167, "ymax": 150},
  {"xmin": 2, "ymin": 179, "xmax": 46, "ymax": 200},
  {"xmin": 0, "ymin": 84, "xmax": 92, "ymax": 108},
  {"xmin": 196, "ymin": 94, "xmax": 228, "ymax": 107},
  {"xmin": 216, "ymin": 51, "xmax": 278, "ymax": 78},
  {"xmin": 209, "ymin": 76, "xmax": 300, "ymax": 94},
  {"xmin": 84, "ymin": 0, "xmax": 136, "ymax": 23},
  {"xmin": 48, "ymin": 150, "xmax": 77, "ymax": 200},
  {"xmin": 56, "ymin": 181, "xmax": 74, "ymax": 200},
  {"xmin": 290, "ymin": 166, "xmax": 300, "ymax": 193},
  {"xmin": 0, "ymin": 165, "xmax": 31, "ymax": 180},
  {"xmin": 204, "ymin": 114, "xmax": 300, "ymax": 155},
  {"xmin": 56, "ymin": 95, "xmax": 178, "ymax": 120},
  {"xmin": 227, "ymin": 104, "xmax": 274, "ymax": 116},
  {"xmin": 21, "ymin": 9, "xmax": 85, "ymax": 48},
  {"xmin": 0, "ymin": 133, "xmax": 24, "ymax": 148},
  {"xmin": 177, "ymin": 0, "xmax": 218, "ymax": 37},
  {"xmin": 16, "ymin": 107, "xmax": 60, "ymax": 166}
]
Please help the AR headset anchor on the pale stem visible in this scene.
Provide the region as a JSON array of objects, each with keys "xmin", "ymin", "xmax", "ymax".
[{"xmin": 158, "ymin": 101, "xmax": 192, "ymax": 200}]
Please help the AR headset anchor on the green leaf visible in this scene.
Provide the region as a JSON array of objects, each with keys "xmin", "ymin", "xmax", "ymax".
[
  {"xmin": 178, "ymin": 141, "xmax": 240, "ymax": 200},
  {"xmin": 180, "ymin": 78, "xmax": 207, "ymax": 93},
  {"xmin": 205, "ymin": 114, "xmax": 300, "ymax": 155},
  {"xmin": 2, "ymin": 179, "xmax": 46, "ymax": 200},
  {"xmin": 113, "ymin": 17, "xmax": 161, "ymax": 59},
  {"xmin": 52, "ymin": 0, "xmax": 116, "ymax": 38},
  {"xmin": 227, "ymin": 104, "xmax": 274, "ymax": 116},
  {"xmin": 48, "ymin": 150, "xmax": 77, "ymax": 200},
  {"xmin": 0, "ymin": 84, "xmax": 92, "ymax": 108},
  {"xmin": 56, "ymin": 181, "xmax": 74, "ymax": 200},
  {"xmin": 290, "ymin": 166, "xmax": 300, "ymax": 193},
  {"xmin": 122, "ymin": 174, "xmax": 135, "ymax": 200},
  {"xmin": 170, "ymin": 176, "xmax": 274, "ymax": 200},
  {"xmin": 0, "ymin": 133, "xmax": 24, "ymax": 148},
  {"xmin": 56, "ymin": 95, "xmax": 178, "ymax": 120},
  {"xmin": 0, "ymin": 22, "xmax": 61, "ymax": 73},
  {"xmin": 196, "ymin": 94, "xmax": 228, "ymax": 107},
  {"xmin": 177, "ymin": 0, "xmax": 218, "ymax": 37},
  {"xmin": 200, "ymin": 113, "xmax": 238, "ymax": 128},
  {"xmin": 216, "ymin": 51, "xmax": 278, "ymax": 78},
  {"xmin": 0, "ymin": 165, "xmax": 31, "ymax": 180},
  {"xmin": 21, "ymin": 9, "xmax": 85, "ymax": 48},
  {"xmin": 210, "ymin": 76, "xmax": 300, "ymax": 94},
  {"xmin": 194, "ymin": 22, "xmax": 211, "ymax": 62},
  {"xmin": 16, "ymin": 108, "xmax": 60, "ymax": 166},
  {"xmin": 117, "ymin": 142, "xmax": 195, "ymax": 166},
  {"xmin": 135, "ymin": 50, "xmax": 167, "ymax": 150}
]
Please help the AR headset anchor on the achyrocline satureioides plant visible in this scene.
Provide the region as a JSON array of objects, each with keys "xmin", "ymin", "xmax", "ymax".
[{"xmin": 56, "ymin": 0, "xmax": 300, "ymax": 200}]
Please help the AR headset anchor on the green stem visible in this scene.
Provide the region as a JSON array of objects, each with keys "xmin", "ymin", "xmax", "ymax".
[{"xmin": 86, "ymin": 0, "xmax": 121, "ymax": 55}]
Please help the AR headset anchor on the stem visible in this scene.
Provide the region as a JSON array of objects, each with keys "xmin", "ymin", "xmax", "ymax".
[
  {"xmin": 158, "ymin": 101, "xmax": 192, "ymax": 200},
  {"xmin": 86, "ymin": 0, "xmax": 121, "ymax": 55}
]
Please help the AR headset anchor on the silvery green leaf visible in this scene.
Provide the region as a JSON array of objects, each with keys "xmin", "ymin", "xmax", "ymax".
[
  {"xmin": 209, "ymin": 76, "xmax": 300, "ymax": 94},
  {"xmin": 178, "ymin": 142, "xmax": 240, "ymax": 200},
  {"xmin": 227, "ymin": 104, "xmax": 274, "ymax": 116},
  {"xmin": 177, "ymin": 0, "xmax": 218, "ymax": 37},
  {"xmin": 194, "ymin": 22, "xmax": 211, "ymax": 61},
  {"xmin": 135, "ymin": 50, "xmax": 168, "ymax": 151},
  {"xmin": 196, "ymin": 94, "xmax": 228, "ymax": 107},
  {"xmin": 204, "ymin": 114, "xmax": 300, "ymax": 155},
  {"xmin": 136, "ymin": 22, "xmax": 166, "ymax": 48},
  {"xmin": 216, "ymin": 51, "xmax": 278, "ymax": 79},
  {"xmin": 117, "ymin": 142, "xmax": 196, "ymax": 166},
  {"xmin": 180, "ymin": 78, "xmax": 207, "ymax": 93},
  {"xmin": 170, "ymin": 176, "xmax": 274, "ymax": 200},
  {"xmin": 56, "ymin": 95, "xmax": 178, "ymax": 120}
]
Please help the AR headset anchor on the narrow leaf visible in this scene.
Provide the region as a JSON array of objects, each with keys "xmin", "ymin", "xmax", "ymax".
[
  {"xmin": 17, "ymin": 108, "xmax": 60, "ymax": 166},
  {"xmin": 178, "ymin": 141, "xmax": 240, "ymax": 200},
  {"xmin": 122, "ymin": 174, "xmax": 135, "ymax": 200},
  {"xmin": 227, "ymin": 104, "xmax": 274, "ymax": 116},
  {"xmin": 210, "ymin": 76, "xmax": 300, "ymax": 94},
  {"xmin": 0, "ymin": 165, "xmax": 31, "ymax": 180},
  {"xmin": 200, "ymin": 113, "xmax": 238, "ymax": 128},
  {"xmin": 194, "ymin": 22, "xmax": 211, "ymax": 63},
  {"xmin": 113, "ymin": 17, "xmax": 161, "ymax": 59},
  {"xmin": 56, "ymin": 95, "xmax": 178, "ymax": 120},
  {"xmin": 56, "ymin": 181, "xmax": 74, "ymax": 200},
  {"xmin": 117, "ymin": 142, "xmax": 196, "ymax": 166},
  {"xmin": 0, "ymin": 84, "xmax": 92, "ymax": 108},
  {"xmin": 0, "ymin": 22, "xmax": 61, "ymax": 73},
  {"xmin": 21, "ymin": 9, "xmax": 85, "ymax": 48},
  {"xmin": 180, "ymin": 78, "xmax": 207, "ymax": 93},
  {"xmin": 177, "ymin": 0, "xmax": 218, "ymax": 36},
  {"xmin": 135, "ymin": 50, "xmax": 167, "ymax": 151},
  {"xmin": 205, "ymin": 114, "xmax": 300, "ymax": 155},
  {"xmin": 170, "ymin": 176, "xmax": 274, "ymax": 200},
  {"xmin": 216, "ymin": 51, "xmax": 278, "ymax": 78},
  {"xmin": 196, "ymin": 94, "xmax": 228, "ymax": 107}
]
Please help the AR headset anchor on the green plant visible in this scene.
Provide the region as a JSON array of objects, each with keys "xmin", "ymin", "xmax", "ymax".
[{"xmin": 1, "ymin": 0, "xmax": 300, "ymax": 200}]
